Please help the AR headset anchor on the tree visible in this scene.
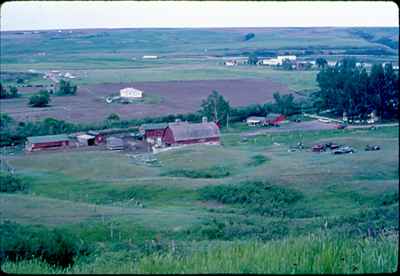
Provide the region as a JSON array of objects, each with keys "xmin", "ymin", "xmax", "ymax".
[
  {"xmin": 281, "ymin": 59, "xmax": 293, "ymax": 70},
  {"xmin": 247, "ymin": 53, "xmax": 259, "ymax": 65},
  {"xmin": 0, "ymin": 84, "xmax": 19, "ymax": 99},
  {"xmin": 315, "ymin": 57, "xmax": 328, "ymax": 69},
  {"xmin": 107, "ymin": 113, "xmax": 120, "ymax": 121},
  {"xmin": 200, "ymin": 90, "xmax": 231, "ymax": 127},
  {"xmin": 315, "ymin": 59, "xmax": 398, "ymax": 120},
  {"xmin": 243, "ymin": 33, "xmax": 255, "ymax": 41},
  {"xmin": 57, "ymin": 80, "xmax": 77, "ymax": 96},
  {"xmin": 272, "ymin": 92, "xmax": 299, "ymax": 116},
  {"xmin": 0, "ymin": 83, "xmax": 7, "ymax": 99},
  {"xmin": 9, "ymin": 86, "xmax": 18, "ymax": 98},
  {"xmin": 29, "ymin": 90, "xmax": 50, "ymax": 107}
]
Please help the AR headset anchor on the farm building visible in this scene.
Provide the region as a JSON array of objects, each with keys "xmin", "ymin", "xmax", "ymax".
[
  {"xmin": 106, "ymin": 137, "xmax": 125, "ymax": 150},
  {"xmin": 246, "ymin": 116, "xmax": 266, "ymax": 126},
  {"xmin": 162, "ymin": 121, "xmax": 220, "ymax": 146},
  {"xmin": 265, "ymin": 113, "xmax": 286, "ymax": 125},
  {"xmin": 142, "ymin": 55, "xmax": 158, "ymax": 59},
  {"xmin": 76, "ymin": 134, "xmax": 96, "ymax": 146},
  {"xmin": 26, "ymin": 134, "xmax": 69, "ymax": 152},
  {"xmin": 260, "ymin": 58, "xmax": 279, "ymax": 66},
  {"xmin": 139, "ymin": 123, "xmax": 168, "ymax": 144},
  {"xmin": 120, "ymin": 87, "xmax": 143, "ymax": 99}
]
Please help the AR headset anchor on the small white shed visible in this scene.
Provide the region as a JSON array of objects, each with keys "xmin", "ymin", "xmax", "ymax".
[{"xmin": 120, "ymin": 87, "xmax": 143, "ymax": 99}]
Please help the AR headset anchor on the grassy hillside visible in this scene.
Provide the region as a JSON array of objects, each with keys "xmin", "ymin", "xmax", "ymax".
[
  {"xmin": 3, "ymin": 232, "xmax": 398, "ymax": 274},
  {"xmin": 1, "ymin": 125, "xmax": 398, "ymax": 273}
]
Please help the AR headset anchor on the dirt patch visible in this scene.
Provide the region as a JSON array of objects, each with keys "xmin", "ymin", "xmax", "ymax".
[{"xmin": 1, "ymin": 79, "xmax": 289, "ymax": 123}]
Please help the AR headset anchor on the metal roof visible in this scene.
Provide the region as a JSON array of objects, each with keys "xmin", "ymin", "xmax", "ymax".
[
  {"xmin": 140, "ymin": 123, "xmax": 168, "ymax": 131},
  {"xmin": 27, "ymin": 134, "xmax": 69, "ymax": 144},
  {"xmin": 167, "ymin": 122, "xmax": 220, "ymax": 142}
]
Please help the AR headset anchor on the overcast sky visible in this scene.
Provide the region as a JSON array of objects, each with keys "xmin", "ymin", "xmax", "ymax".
[{"xmin": 1, "ymin": 1, "xmax": 398, "ymax": 31}]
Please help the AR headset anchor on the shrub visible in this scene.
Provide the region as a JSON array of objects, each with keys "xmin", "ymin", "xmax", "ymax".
[
  {"xmin": 0, "ymin": 172, "xmax": 28, "ymax": 193},
  {"xmin": 0, "ymin": 221, "xmax": 90, "ymax": 268},
  {"xmin": 246, "ymin": 155, "xmax": 268, "ymax": 167},
  {"xmin": 200, "ymin": 181, "xmax": 303, "ymax": 217},
  {"xmin": 29, "ymin": 90, "xmax": 50, "ymax": 107},
  {"xmin": 107, "ymin": 113, "xmax": 120, "ymax": 121},
  {"xmin": 56, "ymin": 80, "xmax": 77, "ymax": 96},
  {"xmin": 161, "ymin": 166, "xmax": 231, "ymax": 179}
]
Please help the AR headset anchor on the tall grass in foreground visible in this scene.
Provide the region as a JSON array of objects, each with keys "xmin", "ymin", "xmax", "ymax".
[{"xmin": 2, "ymin": 232, "xmax": 398, "ymax": 274}]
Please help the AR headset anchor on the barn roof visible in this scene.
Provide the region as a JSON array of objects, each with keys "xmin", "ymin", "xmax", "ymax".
[
  {"xmin": 266, "ymin": 113, "xmax": 282, "ymax": 120},
  {"xmin": 27, "ymin": 134, "xmax": 69, "ymax": 144},
  {"xmin": 140, "ymin": 123, "xmax": 168, "ymax": 131},
  {"xmin": 167, "ymin": 122, "xmax": 220, "ymax": 142}
]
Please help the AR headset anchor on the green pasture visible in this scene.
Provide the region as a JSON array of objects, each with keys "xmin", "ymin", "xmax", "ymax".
[{"xmin": 1, "ymin": 125, "xmax": 398, "ymax": 273}]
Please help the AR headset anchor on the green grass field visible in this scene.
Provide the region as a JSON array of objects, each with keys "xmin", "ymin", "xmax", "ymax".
[
  {"xmin": 1, "ymin": 125, "xmax": 398, "ymax": 273},
  {"xmin": 0, "ymin": 26, "xmax": 398, "ymax": 273}
]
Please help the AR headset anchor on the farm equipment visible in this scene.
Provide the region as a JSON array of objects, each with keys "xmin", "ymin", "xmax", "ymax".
[
  {"xmin": 312, "ymin": 144, "xmax": 326, "ymax": 152},
  {"xmin": 365, "ymin": 144, "xmax": 380, "ymax": 151},
  {"xmin": 325, "ymin": 142, "xmax": 340, "ymax": 150},
  {"xmin": 336, "ymin": 124, "xmax": 347, "ymax": 129},
  {"xmin": 332, "ymin": 146, "xmax": 355, "ymax": 155},
  {"xmin": 288, "ymin": 142, "xmax": 304, "ymax": 152}
]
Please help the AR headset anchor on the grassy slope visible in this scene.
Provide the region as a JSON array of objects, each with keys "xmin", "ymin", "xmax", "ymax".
[
  {"xmin": 1, "ymin": 126, "xmax": 398, "ymax": 273},
  {"xmin": 3, "ymin": 232, "xmax": 398, "ymax": 274}
]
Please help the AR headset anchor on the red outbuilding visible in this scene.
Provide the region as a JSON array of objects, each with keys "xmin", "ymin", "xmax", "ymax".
[
  {"xmin": 26, "ymin": 134, "xmax": 70, "ymax": 152},
  {"xmin": 162, "ymin": 121, "xmax": 220, "ymax": 146},
  {"xmin": 265, "ymin": 113, "xmax": 286, "ymax": 126}
]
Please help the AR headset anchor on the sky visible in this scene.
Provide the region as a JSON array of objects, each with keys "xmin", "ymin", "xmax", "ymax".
[{"xmin": 1, "ymin": 1, "xmax": 398, "ymax": 31}]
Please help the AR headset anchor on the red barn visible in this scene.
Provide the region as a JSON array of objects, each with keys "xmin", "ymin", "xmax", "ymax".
[
  {"xmin": 162, "ymin": 122, "xmax": 220, "ymax": 146},
  {"xmin": 26, "ymin": 134, "xmax": 70, "ymax": 152},
  {"xmin": 265, "ymin": 113, "xmax": 286, "ymax": 126},
  {"xmin": 139, "ymin": 123, "xmax": 168, "ymax": 143}
]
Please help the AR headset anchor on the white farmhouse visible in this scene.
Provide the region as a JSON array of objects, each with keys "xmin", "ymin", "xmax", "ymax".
[
  {"xmin": 277, "ymin": 55, "xmax": 297, "ymax": 65},
  {"xmin": 261, "ymin": 58, "xmax": 279, "ymax": 66},
  {"xmin": 120, "ymin": 87, "xmax": 143, "ymax": 99}
]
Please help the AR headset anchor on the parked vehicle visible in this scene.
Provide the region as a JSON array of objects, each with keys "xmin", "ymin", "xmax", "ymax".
[
  {"xmin": 365, "ymin": 144, "xmax": 380, "ymax": 151},
  {"xmin": 312, "ymin": 144, "xmax": 325, "ymax": 152},
  {"xmin": 318, "ymin": 118, "xmax": 331, "ymax": 123},
  {"xmin": 336, "ymin": 124, "xmax": 347, "ymax": 129},
  {"xmin": 332, "ymin": 146, "xmax": 354, "ymax": 154},
  {"xmin": 325, "ymin": 142, "xmax": 340, "ymax": 150}
]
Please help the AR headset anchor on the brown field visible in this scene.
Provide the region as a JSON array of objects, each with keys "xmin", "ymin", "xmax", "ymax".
[{"xmin": 0, "ymin": 79, "xmax": 289, "ymax": 123}]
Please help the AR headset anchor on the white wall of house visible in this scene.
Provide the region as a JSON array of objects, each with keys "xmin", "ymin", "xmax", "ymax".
[{"xmin": 120, "ymin": 88, "xmax": 143, "ymax": 98}]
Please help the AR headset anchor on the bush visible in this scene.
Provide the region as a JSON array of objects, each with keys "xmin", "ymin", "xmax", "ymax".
[
  {"xmin": 246, "ymin": 155, "xmax": 268, "ymax": 167},
  {"xmin": 0, "ymin": 221, "xmax": 90, "ymax": 268},
  {"xmin": 0, "ymin": 84, "xmax": 19, "ymax": 99},
  {"xmin": 29, "ymin": 90, "xmax": 50, "ymax": 107},
  {"xmin": 0, "ymin": 172, "xmax": 28, "ymax": 193},
  {"xmin": 56, "ymin": 80, "xmax": 77, "ymax": 96},
  {"xmin": 161, "ymin": 166, "xmax": 231, "ymax": 179},
  {"xmin": 200, "ymin": 181, "xmax": 303, "ymax": 217}
]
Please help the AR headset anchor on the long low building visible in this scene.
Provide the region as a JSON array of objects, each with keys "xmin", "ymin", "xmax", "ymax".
[
  {"xmin": 26, "ymin": 134, "xmax": 70, "ymax": 152},
  {"xmin": 162, "ymin": 121, "xmax": 220, "ymax": 146}
]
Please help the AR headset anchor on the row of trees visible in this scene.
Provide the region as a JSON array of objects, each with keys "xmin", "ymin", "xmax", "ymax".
[
  {"xmin": 199, "ymin": 90, "xmax": 303, "ymax": 127},
  {"xmin": 314, "ymin": 59, "xmax": 398, "ymax": 119}
]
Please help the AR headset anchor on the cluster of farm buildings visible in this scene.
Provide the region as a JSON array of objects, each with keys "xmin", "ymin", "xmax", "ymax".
[
  {"xmin": 25, "ymin": 118, "xmax": 223, "ymax": 153},
  {"xmin": 25, "ymin": 113, "xmax": 286, "ymax": 153},
  {"xmin": 223, "ymin": 55, "xmax": 399, "ymax": 71}
]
